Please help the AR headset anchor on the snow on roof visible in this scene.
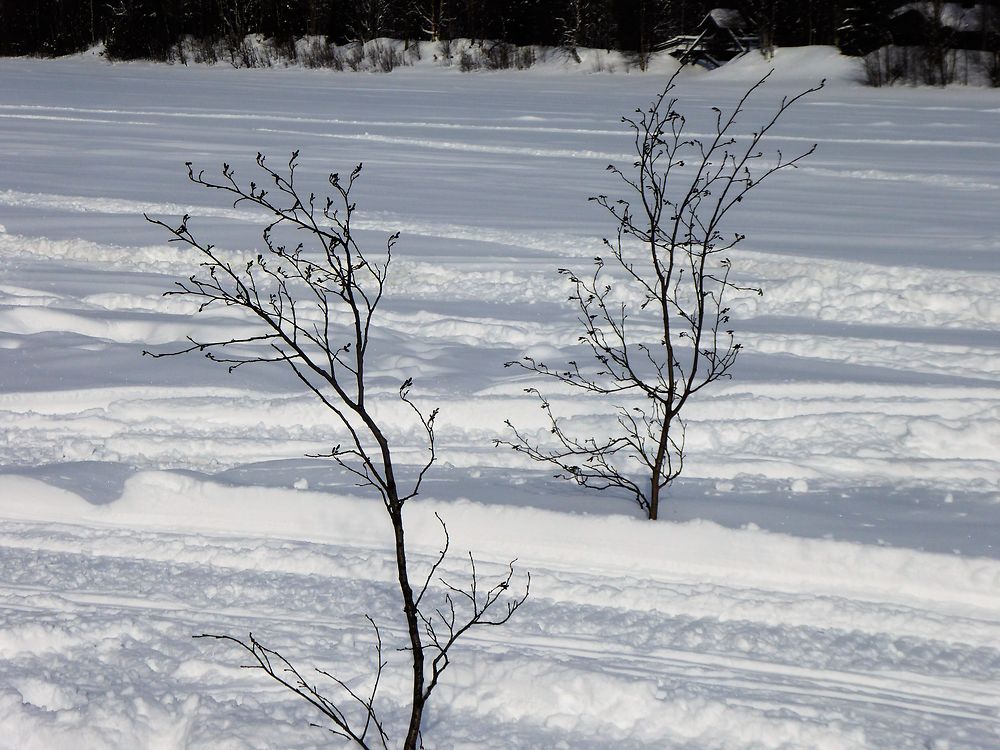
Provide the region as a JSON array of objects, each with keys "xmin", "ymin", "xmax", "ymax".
[
  {"xmin": 892, "ymin": 2, "xmax": 984, "ymax": 32},
  {"xmin": 707, "ymin": 8, "xmax": 747, "ymax": 31}
]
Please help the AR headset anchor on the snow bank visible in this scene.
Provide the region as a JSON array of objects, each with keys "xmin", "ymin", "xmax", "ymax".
[
  {"xmin": 63, "ymin": 35, "xmax": 865, "ymax": 84},
  {"xmin": 702, "ymin": 46, "xmax": 860, "ymax": 85},
  {"xmin": 2, "ymin": 472, "xmax": 997, "ymax": 619}
]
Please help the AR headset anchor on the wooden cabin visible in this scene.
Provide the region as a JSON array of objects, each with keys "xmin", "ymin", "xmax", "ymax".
[{"xmin": 659, "ymin": 9, "xmax": 759, "ymax": 69}]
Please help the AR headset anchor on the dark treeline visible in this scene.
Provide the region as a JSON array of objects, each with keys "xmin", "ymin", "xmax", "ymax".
[{"xmin": 1, "ymin": 1, "xmax": 997, "ymax": 63}]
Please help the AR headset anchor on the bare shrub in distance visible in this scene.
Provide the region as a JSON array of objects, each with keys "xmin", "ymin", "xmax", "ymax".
[
  {"xmin": 498, "ymin": 71, "xmax": 823, "ymax": 520},
  {"xmin": 145, "ymin": 153, "xmax": 528, "ymax": 749},
  {"xmin": 365, "ymin": 40, "xmax": 406, "ymax": 72}
]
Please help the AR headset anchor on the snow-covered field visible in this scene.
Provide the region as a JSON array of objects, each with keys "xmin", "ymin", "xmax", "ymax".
[{"xmin": 1, "ymin": 48, "xmax": 999, "ymax": 748}]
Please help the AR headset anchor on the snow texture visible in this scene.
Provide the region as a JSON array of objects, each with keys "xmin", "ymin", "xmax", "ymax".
[{"xmin": 0, "ymin": 48, "xmax": 999, "ymax": 748}]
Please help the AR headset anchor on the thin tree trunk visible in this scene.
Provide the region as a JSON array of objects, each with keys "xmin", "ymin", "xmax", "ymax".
[
  {"xmin": 649, "ymin": 425, "xmax": 670, "ymax": 520},
  {"xmin": 393, "ymin": 509, "xmax": 426, "ymax": 750}
]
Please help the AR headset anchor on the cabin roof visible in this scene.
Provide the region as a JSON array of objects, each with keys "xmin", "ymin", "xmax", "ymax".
[{"xmin": 703, "ymin": 8, "xmax": 751, "ymax": 34}]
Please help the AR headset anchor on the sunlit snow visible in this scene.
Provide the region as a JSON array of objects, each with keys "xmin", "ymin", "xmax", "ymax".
[{"xmin": 1, "ymin": 47, "xmax": 999, "ymax": 749}]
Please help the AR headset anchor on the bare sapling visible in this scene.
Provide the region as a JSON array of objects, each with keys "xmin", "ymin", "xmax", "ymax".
[
  {"xmin": 145, "ymin": 152, "xmax": 528, "ymax": 749},
  {"xmin": 498, "ymin": 71, "xmax": 823, "ymax": 520}
]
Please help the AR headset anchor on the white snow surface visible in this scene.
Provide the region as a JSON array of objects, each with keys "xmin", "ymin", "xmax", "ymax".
[{"xmin": 1, "ymin": 49, "xmax": 999, "ymax": 748}]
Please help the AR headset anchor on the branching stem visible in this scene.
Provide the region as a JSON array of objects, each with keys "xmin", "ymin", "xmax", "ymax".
[{"xmin": 499, "ymin": 71, "xmax": 822, "ymax": 520}]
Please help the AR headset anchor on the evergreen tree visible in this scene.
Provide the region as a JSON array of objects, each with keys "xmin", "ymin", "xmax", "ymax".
[{"xmin": 838, "ymin": 1, "xmax": 894, "ymax": 56}]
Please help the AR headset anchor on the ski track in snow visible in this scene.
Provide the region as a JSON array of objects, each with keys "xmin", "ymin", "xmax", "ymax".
[
  {"xmin": 0, "ymin": 500, "xmax": 998, "ymax": 749},
  {"xmin": 5, "ymin": 102, "xmax": 1000, "ymax": 148},
  {"xmin": 1, "ymin": 54, "xmax": 1000, "ymax": 748}
]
